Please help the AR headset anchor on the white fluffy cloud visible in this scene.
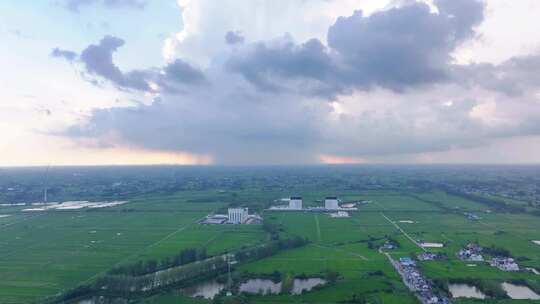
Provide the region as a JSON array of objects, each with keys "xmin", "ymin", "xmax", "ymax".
[{"xmin": 162, "ymin": 0, "xmax": 394, "ymax": 65}]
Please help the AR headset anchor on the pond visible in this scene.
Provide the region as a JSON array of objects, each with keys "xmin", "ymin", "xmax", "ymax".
[
  {"xmin": 239, "ymin": 279, "xmax": 282, "ymax": 295},
  {"xmin": 448, "ymin": 284, "xmax": 486, "ymax": 299},
  {"xmin": 76, "ymin": 297, "xmax": 127, "ymax": 304},
  {"xmin": 501, "ymin": 282, "xmax": 540, "ymax": 300},
  {"xmin": 186, "ymin": 280, "xmax": 225, "ymax": 299},
  {"xmin": 187, "ymin": 277, "xmax": 327, "ymax": 298},
  {"xmin": 238, "ymin": 278, "xmax": 327, "ymax": 295},
  {"xmin": 291, "ymin": 278, "xmax": 326, "ymax": 295}
]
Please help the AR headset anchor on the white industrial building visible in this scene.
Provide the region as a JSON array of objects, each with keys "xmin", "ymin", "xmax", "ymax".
[
  {"xmin": 324, "ymin": 197, "xmax": 339, "ymax": 210},
  {"xmin": 228, "ymin": 208, "xmax": 248, "ymax": 224},
  {"xmin": 268, "ymin": 196, "xmax": 358, "ymax": 213},
  {"xmin": 201, "ymin": 208, "xmax": 261, "ymax": 225},
  {"xmin": 289, "ymin": 197, "xmax": 303, "ymax": 210}
]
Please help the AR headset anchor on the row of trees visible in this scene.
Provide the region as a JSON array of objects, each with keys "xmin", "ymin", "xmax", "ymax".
[
  {"xmin": 482, "ymin": 245, "xmax": 512, "ymax": 257},
  {"xmin": 262, "ymin": 220, "xmax": 281, "ymax": 240},
  {"xmin": 442, "ymin": 187, "xmax": 527, "ymax": 213},
  {"xmin": 235, "ymin": 237, "xmax": 308, "ymax": 263},
  {"xmin": 97, "ymin": 255, "xmax": 229, "ymax": 294},
  {"xmin": 108, "ymin": 247, "xmax": 208, "ymax": 276}
]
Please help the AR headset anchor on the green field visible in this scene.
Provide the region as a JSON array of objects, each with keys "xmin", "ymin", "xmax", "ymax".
[
  {"xmin": 0, "ymin": 193, "xmax": 264, "ymax": 303},
  {"xmin": 1, "ymin": 187, "xmax": 540, "ymax": 303}
]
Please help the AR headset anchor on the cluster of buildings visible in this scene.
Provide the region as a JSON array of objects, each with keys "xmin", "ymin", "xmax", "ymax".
[
  {"xmin": 268, "ymin": 196, "xmax": 358, "ymax": 214},
  {"xmin": 464, "ymin": 212, "xmax": 481, "ymax": 221},
  {"xmin": 22, "ymin": 200, "xmax": 128, "ymax": 212},
  {"xmin": 457, "ymin": 243, "xmax": 520, "ymax": 271},
  {"xmin": 417, "ymin": 252, "xmax": 446, "ymax": 261},
  {"xmin": 201, "ymin": 208, "xmax": 262, "ymax": 225},
  {"xmin": 490, "ymin": 257, "xmax": 520, "ymax": 272},
  {"xmin": 396, "ymin": 257, "xmax": 451, "ymax": 304},
  {"xmin": 381, "ymin": 240, "xmax": 398, "ymax": 250},
  {"xmin": 457, "ymin": 243, "xmax": 484, "ymax": 262}
]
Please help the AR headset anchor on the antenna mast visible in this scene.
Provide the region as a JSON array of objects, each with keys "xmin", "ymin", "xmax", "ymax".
[{"xmin": 43, "ymin": 165, "xmax": 50, "ymax": 203}]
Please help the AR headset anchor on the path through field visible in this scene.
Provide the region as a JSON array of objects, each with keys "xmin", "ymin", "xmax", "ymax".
[
  {"xmin": 315, "ymin": 244, "xmax": 368, "ymax": 261},
  {"xmin": 381, "ymin": 213, "xmax": 426, "ymax": 252},
  {"xmin": 80, "ymin": 214, "xmax": 207, "ymax": 285},
  {"xmin": 314, "ymin": 214, "xmax": 322, "ymax": 242}
]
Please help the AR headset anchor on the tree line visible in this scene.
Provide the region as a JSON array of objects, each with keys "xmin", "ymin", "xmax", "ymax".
[{"xmin": 108, "ymin": 247, "xmax": 207, "ymax": 276}]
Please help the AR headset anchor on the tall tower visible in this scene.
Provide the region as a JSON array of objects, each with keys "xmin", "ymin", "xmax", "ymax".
[
  {"xmin": 43, "ymin": 165, "xmax": 50, "ymax": 203},
  {"xmin": 228, "ymin": 208, "xmax": 248, "ymax": 224},
  {"xmin": 289, "ymin": 197, "xmax": 303, "ymax": 210}
]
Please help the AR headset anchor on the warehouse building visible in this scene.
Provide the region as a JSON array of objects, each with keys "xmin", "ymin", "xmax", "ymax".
[{"xmin": 324, "ymin": 197, "xmax": 339, "ymax": 210}]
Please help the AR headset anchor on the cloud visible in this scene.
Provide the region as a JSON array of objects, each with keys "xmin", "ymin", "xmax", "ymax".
[
  {"xmin": 65, "ymin": 78, "xmax": 327, "ymax": 164},
  {"xmin": 326, "ymin": 0, "xmax": 479, "ymax": 89},
  {"xmin": 227, "ymin": 0, "xmax": 485, "ymax": 96},
  {"xmin": 79, "ymin": 36, "xmax": 152, "ymax": 91},
  {"xmin": 225, "ymin": 31, "xmax": 245, "ymax": 45},
  {"xmin": 54, "ymin": 36, "xmax": 205, "ymax": 92},
  {"xmin": 51, "ymin": 48, "xmax": 78, "ymax": 61},
  {"xmin": 162, "ymin": 0, "xmax": 391, "ymax": 65},
  {"xmin": 226, "ymin": 36, "xmax": 339, "ymax": 97},
  {"xmin": 456, "ymin": 54, "xmax": 540, "ymax": 96},
  {"xmin": 163, "ymin": 59, "xmax": 206, "ymax": 85},
  {"xmin": 64, "ymin": 77, "xmax": 540, "ymax": 164},
  {"xmin": 57, "ymin": 0, "xmax": 540, "ymax": 164},
  {"xmin": 62, "ymin": 0, "xmax": 146, "ymax": 12}
]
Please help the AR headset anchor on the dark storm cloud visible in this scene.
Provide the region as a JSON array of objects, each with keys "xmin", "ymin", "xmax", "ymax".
[
  {"xmin": 53, "ymin": 36, "xmax": 206, "ymax": 92},
  {"xmin": 64, "ymin": 80, "xmax": 325, "ymax": 164},
  {"xmin": 227, "ymin": 0, "xmax": 485, "ymax": 95},
  {"xmin": 51, "ymin": 48, "xmax": 78, "ymax": 61},
  {"xmin": 433, "ymin": 0, "xmax": 484, "ymax": 41},
  {"xmin": 226, "ymin": 37, "xmax": 339, "ymax": 96},
  {"xmin": 63, "ymin": 0, "xmax": 146, "ymax": 12},
  {"xmin": 326, "ymin": 0, "xmax": 480, "ymax": 89},
  {"xmin": 225, "ymin": 31, "xmax": 245, "ymax": 45},
  {"xmin": 79, "ymin": 35, "xmax": 152, "ymax": 91},
  {"xmin": 163, "ymin": 59, "xmax": 206, "ymax": 85},
  {"xmin": 456, "ymin": 54, "xmax": 540, "ymax": 96}
]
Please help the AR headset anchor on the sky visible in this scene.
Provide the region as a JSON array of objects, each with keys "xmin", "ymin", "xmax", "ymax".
[{"xmin": 1, "ymin": 0, "xmax": 540, "ymax": 166}]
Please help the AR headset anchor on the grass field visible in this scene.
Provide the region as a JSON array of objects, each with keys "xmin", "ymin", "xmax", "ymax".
[
  {"xmin": 0, "ymin": 193, "xmax": 265, "ymax": 303},
  {"xmin": 231, "ymin": 191, "xmax": 540, "ymax": 303},
  {"xmin": 1, "ymin": 189, "xmax": 539, "ymax": 303}
]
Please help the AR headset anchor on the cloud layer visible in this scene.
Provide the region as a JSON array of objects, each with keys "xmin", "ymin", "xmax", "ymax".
[
  {"xmin": 54, "ymin": 0, "xmax": 540, "ymax": 164},
  {"xmin": 62, "ymin": 0, "xmax": 146, "ymax": 12}
]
